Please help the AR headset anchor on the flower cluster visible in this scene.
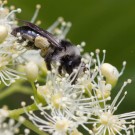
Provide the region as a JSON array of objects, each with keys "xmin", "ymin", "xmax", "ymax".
[
  {"xmin": 0, "ymin": 1, "xmax": 135, "ymax": 135},
  {"xmin": 22, "ymin": 49, "xmax": 135, "ymax": 135},
  {"xmin": 0, "ymin": 0, "xmax": 24, "ymax": 86},
  {"xmin": 0, "ymin": 1, "xmax": 44, "ymax": 86},
  {"xmin": 0, "ymin": 108, "xmax": 30, "ymax": 135}
]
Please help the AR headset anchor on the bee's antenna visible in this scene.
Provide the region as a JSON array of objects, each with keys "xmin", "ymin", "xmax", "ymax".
[
  {"xmin": 15, "ymin": 19, "xmax": 27, "ymax": 24},
  {"xmin": 14, "ymin": 18, "xmax": 28, "ymax": 25}
]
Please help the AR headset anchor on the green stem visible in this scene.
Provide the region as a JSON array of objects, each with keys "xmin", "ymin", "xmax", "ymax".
[
  {"xmin": 0, "ymin": 84, "xmax": 7, "ymax": 92},
  {"xmin": 22, "ymin": 119, "xmax": 49, "ymax": 135},
  {"xmin": 0, "ymin": 86, "xmax": 16, "ymax": 100},
  {"xmin": 0, "ymin": 85, "xmax": 32, "ymax": 100},
  {"xmin": 31, "ymin": 82, "xmax": 39, "ymax": 102},
  {"xmin": 12, "ymin": 117, "xmax": 49, "ymax": 135},
  {"xmin": 9, "ymin": 103, "xmax": 49, "ymax": 135},
  {"xmin": 16, "ymin": 86, "xmax": 32, "ymax": 94},
  {"xmin": 9, "ymin": 103, "xmax": 37, "ymax": 117}
]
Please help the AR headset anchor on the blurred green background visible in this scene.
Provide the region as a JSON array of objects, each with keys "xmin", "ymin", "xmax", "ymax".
[{"xmin": 3, "ymin": 0, "xmax": 135, "ymax": 134}]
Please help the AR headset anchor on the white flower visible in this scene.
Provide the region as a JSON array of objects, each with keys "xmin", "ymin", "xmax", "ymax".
[
  {"xmin": 22, "ymin": 66, "xmax": 109, "ymax": 135},
  {"xmin": 0, "ymin": 108, "xmax": 27, "ymax": 135},
  {"xmin": 0, "ymin": 0, "xmax": 21, "ymax": 33},
  {"xmin": 0, "ymin": 1, "xmax": 25, "ymax": 86},
  {"xmin": 37, "ymin": 68, "xmax": 85, "ymax": 110},
  {"xmin": 78, "ymin": 49, "xmax": 126, "ymax": 98},
  {"xmin": 0, "ymin": 108, "xmax": 9, "ymax": 123},
  {"xmin": 0, "ymin": 119, "xmax": 19, "ymax": 135},
  {"xmin": 22, "ymin": 99, "xmax": 81, "ymax": 135},
  {"xmin": 85, "ymin": 79, "xmax": 135, "ymax": 135},
  {"xmin": 36, "ymin": 67, "xmax": 106, "ymax": 116},
  {"xmin": 21, "ymin": 47, "xmax": 134, "ymax": 135},
  {"xmin": 0, "ymin": 31, "xmax": 26, "ymax": 86},
  {"xmin": 0, "ymin": 120, "xmax": 30, "ymax": 135}
]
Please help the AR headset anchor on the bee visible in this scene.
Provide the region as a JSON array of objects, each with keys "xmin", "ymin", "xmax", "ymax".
[{"xmin": 11, "ymin": 21, "xmax": 82, "ymax": 75}]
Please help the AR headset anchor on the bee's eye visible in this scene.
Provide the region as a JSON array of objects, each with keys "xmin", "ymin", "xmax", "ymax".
[
  {"xmin": 66, "ymin": 55, "xmax": 73, "ymax": 60},
  {"xmin": 65, "ymin": 55, "xmax": 71, "ymax": 59}
]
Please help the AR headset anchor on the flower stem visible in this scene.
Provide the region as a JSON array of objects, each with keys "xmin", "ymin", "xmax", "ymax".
[
  {"xmin": 0, "ymin": 86, "xmax": 16, "ymax": 100},
  {"xmin": 9, "ymin": 103, "xmax": 37, "ymax": 117},
  {"xmin": 0, "ymin": 85, "xmax": 32, "ymax": 100},
  {"xmin": 9, "ymin": 103, "xmax": 48, "ymax": 135},
  {"xmin": 31, "ymin": 82, "xmax": 39, "ymax": 102},
  {"xmin": 13, "ymin": 116, "xmax": 49, "ymax": 135},
  {"xmin": 22, "ymin": 119, "xmax": 49, "ymax": 135}
]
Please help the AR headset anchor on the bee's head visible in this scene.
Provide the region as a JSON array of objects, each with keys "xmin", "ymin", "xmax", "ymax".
[
  {"xmin": 11, "ymin": 26, "xmax": 31, "ymax": 37},
  {"xmin": 11, "ymin": 27, "xmax": 19, "ymax": 36},
  {"xmin": 68, "ymin": 55, "xmax": 81, "ymax": 68},
  {"xmin": 62, "ymin": 54, "xmax": 81, "ymax": 74}
]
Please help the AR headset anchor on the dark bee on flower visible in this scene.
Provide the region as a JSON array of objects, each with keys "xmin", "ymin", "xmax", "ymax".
[{"xmin": 11, "ymin": 21, "xmax": 81, "ymax": 75}]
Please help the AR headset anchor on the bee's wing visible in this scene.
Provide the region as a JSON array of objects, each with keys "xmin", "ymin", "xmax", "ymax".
[{"xmin": 22, "ymin": 21, "xmax": 62, "ymax": 49}]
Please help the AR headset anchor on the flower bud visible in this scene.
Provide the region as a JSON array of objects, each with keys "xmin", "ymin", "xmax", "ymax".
[
  {"xmin": 83, "ymin": 80, "xmax": 92, "ymax": 94},
  {"xmin": 25, "ymin": 61, "xmax": 39, "ymax": 82},
  {"xmin": 0, "ymin": 25, "xmax": 8, "ymax": 43},
  {"xmin": 101, "ymin": 63, "xmax": 119, "ymax": 87}
]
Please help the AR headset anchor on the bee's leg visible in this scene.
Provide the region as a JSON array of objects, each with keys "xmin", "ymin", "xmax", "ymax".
[
  {"xmin": 45, "ymin": 59, "xmax": 52, "ymax": 70},
  {"xmin": 46, "ymin": 62, "xmax": 52, "ymax": 70},
  {"xmin": 58, "ymin": 65, "xmax": 62, "ymax": 75},
  {"xmin": 44, "ymin": 55, "xmax": 52, "ymax": 71},
  {"xmin": 22, "ymin": 33, "xmax": 35, "ymax": 42},
  {"xmin": 65, "ymin": 67, "xmax": 73, "ymax": 75},
  {"xmin": 25, "ymin": 41, "xmax": 39, "ymax": 50},
  {"xmin": 71, "ymin": 73, "xmax": 78, "ymax": 84}
]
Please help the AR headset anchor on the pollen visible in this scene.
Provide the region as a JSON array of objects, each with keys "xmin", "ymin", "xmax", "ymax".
[
  {"xmin": 36, "ymin": 4, "xmax": 41, "ymax": 9},
  {"xmin": 37, "ymin": 85, "xmax": 51, "ymax": 102},
  {"xmin": 79, "ymin": 79, "xmax": 92, "ymax": 93},
  {"xmin": 99, "ymin": 111, "xmax": 122, "ymax": 131},
  {"xmin": 10, "ymin": 5, "xmax": 15, "ymax": 10},
  {"xmin": 36, "ymin": 20, "xmax": 42, "ymax": 25},
  {"xmin": 37, "ymin": 85, "xmax": 50, "ymax": 96},
  {"xmin": 51, "ymin": 93, "xmax": 62, "ymax": 109},
  {"xmin": 100, "ymin": 112, "xmax": 112, "ymax": 125},
  {"xmin": 35, "ymin": 36, "xmax": 50, "ymax": 49},
  {"xmin": 55, "ymin": 119, "xmax": 69, "ymax": 132},
  {"xmin": 3, "ymin": 0, "xmax": 7, "ymax": 4},
  {"xmin": 17, "ymin": 8, "xmax": 21, "ymax": 13}
]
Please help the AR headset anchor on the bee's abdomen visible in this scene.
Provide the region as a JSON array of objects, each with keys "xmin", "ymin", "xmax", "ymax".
[{"xmin": 11, "ymin": 26, "xmax": 39, "ymax": 42}]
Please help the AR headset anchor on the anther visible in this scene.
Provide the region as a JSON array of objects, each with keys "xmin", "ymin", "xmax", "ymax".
[
  {"xmin": 21, "ymin": 101, "xmax": 26, "ymax": 107},
  {"xmin": 95, "ymin": 49, "xmax": 100, "ymax": 54},
  {"xmin": 36, "ymin": 4, "xmax": 41, "ymax": 9}
]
